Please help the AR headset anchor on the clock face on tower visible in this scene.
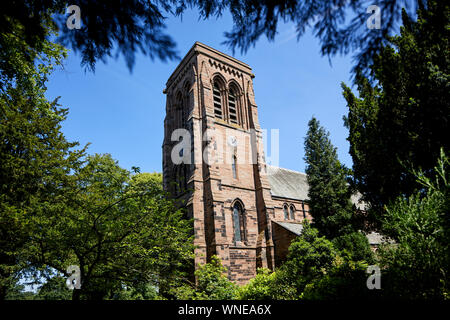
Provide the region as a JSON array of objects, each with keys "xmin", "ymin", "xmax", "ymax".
[{"xmin": 228, "ymin": 136, "xmax": 237, "ymax": 147}]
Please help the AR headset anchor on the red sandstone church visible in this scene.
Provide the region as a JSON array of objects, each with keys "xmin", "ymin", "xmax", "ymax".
[{"xmin": 162, "ymin": 42, "xmax": 368, "ymax": 284}]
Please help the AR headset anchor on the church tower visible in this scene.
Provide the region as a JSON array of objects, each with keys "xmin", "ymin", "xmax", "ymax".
[{"xmin": 162, "ymin": 42, "xmax": 276, "ymax": 284}]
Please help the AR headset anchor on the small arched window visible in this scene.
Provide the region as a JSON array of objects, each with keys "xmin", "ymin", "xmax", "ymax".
[
  {"xmin": 228, "ymin": 87, "xmax": 238, "ymax": 124},
  {"xmin": 233, "ymin": 201, "xmax": 245, "ymax": 243},
  {"xmin": 290, "ymin": 205, "xmax": 295, "ymax": 220},
  {"xmin": 283, "ymin": 205, "xmax": 289, "ymax": 220},
  {"xmin": 232, "ymin": 155, "xmax": 237, "ymax": 179},
  {"xmin": 213, "ymin": 81, "xmax": 223, "ymax": 119}
]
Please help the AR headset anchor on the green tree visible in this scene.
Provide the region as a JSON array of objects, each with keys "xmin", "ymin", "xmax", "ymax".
[
  {"xmin": 236, "ymin": 267, "xmax": 297, "ymax": 300},
  {"xmin": 174, "ymin": 256, "xmax": 237, "ymax": 300},
  {"xmin": 236, "ymin": 268, "xmax": 276, "ymax": 300},
  {"xmin": 111, "ymin": 282, "xmax": 160, "ymax": 300},
  {"xmin": 4, "ymin": 280, "xmax": 36, "ymax": 300},
  {"xmin": 300, "ymin": 254, "xmax": 371, "ymax": 300},
  {"xmin": 332, "ymin": 232, "xmax": 374, "ymax": 264},
  {"xmin": 341, "ymin": 0, "xmax": 449, "ymax": 219},
  {"xmin": 187, "ymin": 0, "xmax": 416, "ymax": 77},
  {"xmin": 2, "ymin": 1, "xmax": 419, "ymax": 75},
  {"xmin": 279, "ymin": 223, "xmax": 337, "ymax": 297},
  {"xmin": 0, "ymin": 20, "xmax": 86, "ymax": 299},
  {"xmin": 1, "ymin": 1, "xmax": 181, "ymax": 73},
  {"xmin": 237, "ymin": 225, "xmax": 374, "ymax": 300},
  {"xmin": 35, "ymin": 276, "xmax": 72, "ymax": 300},
  {"xmin": 303, "ymin": 117, "xmax": 374, "ymax": 281},
  {"xmin": 277, "ymin": 223, "xmax": 375, "ymax": 300},
  {"xmin": 27, "ymin": 156, "xmax": 194, "ymax": 300},
  {"xmin": 304, "ymin": 117, "xmax": 355, "ymax": 238},
  {"xmin": 378, "ymin": 149, "xmax": 449, "ymax": 299},
  {"xmin": 0, "ymin": 19, "xmax": 192, "ymax": 301}
]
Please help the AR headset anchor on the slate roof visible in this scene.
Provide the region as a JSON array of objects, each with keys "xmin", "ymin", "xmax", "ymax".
[
  {"xmin": 266, "ymin": 165, "xmax": 309, "ymax": 201},
  {"xmin": 265, "ymin": 165, "xmax": 367, "ymax": 210},
  {"xmin": 273, "ymin": 221, "xmax": 304, "ymax": 236}
]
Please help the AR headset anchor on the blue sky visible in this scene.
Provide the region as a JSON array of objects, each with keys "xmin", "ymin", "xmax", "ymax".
[{"xmin": 46, "ymin": 8, "xmax": 355, "ymax": 174}]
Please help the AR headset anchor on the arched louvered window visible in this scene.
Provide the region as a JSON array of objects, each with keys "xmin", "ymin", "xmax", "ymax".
[
  {"xmin": 290, "ymin": 205, "xmax": 295, "ymax": 220},
  {"xmin": 283, "ymin": 204, "xmax": 289, "ymax": 220},
  {"xmin": 233, "ymin": 201, "xmax": 245, "ymax": 243},
  {"xmin": 228, "ymin": 87, "xmax": 238, "ymax": 124},
  {"xmin": 213, "ymin": 81, "xmax": 223, "ymax": 119}
]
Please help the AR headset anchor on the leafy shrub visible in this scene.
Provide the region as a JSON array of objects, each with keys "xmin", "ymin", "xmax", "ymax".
[
  {"xmin": 236, "ymin": 268, "xmax": 296, "ymax": 300},
  {"xmin": 237, "ymin": 268, "xmax": 275, "ymax": 300},
  {"xmin": 332, "ymin": 231, "xmax": 374, "ymax": 264},
  {"xmin": 301, "ymin": 254, "xmax": 372, "ymax": 300},
  {"xmin": 174, "ymin": 256, "xmax": 237, "ymax": 300},
  {"xmin": 279, "ymin": 223, "xmax": 337, "ymax": 297},
  {"xmin": 112, "ymin": 283, "xmax": 160, "ymax": 300},
  {"xmin": 378, "ymin": 150, "xmax": 449, "ymax": 299}
]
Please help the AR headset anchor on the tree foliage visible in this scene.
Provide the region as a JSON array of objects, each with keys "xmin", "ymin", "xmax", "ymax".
[
  {"xmin": 304, "ymin": 117, "xmax": 355, "ymax": 238},
  {"xmin": 26, "ymin": 157, "xmax": 194, "ymax": 300},
  {"xmin": 236, "ymin": 267, "xmax": 297, "ymax": 300},
  {"xmin": 0, "ymin": 19, "xmax": 86, "ymax": 299},
  {"xmin": 1, "ymin": 19, "xmax": 192, "ymax": 300},
  {"xmin": 1, "ymin": 0, "xmax": 182, "ymax": 72},
  {"xmin": 378, "ymin": 149, "xmax": 449, "ymax": 299},
  {"xmin": 332, "ymin": 231, "xmax": 374, "ymax": 264},
  {"xmin": 341, "ymin": 0, "xmax": 449, "ymax": 217},
  {"xmin": 300, "ymin": 254, "xmax": 371, "ymax": 300},
  {"xmin": 279, "ymin": 223, "xmax": 338, "ymax": 297},
  {"xmin": 2, "ymin": 1, "xmax": 423, "ymax": 75},
  {"xmin": 187, "ymin": 0, "xmax": 420, "ymax": 77},
  {"xmin": 236, "ymin": 223, "xmax": 374, "ymax": 300},
  {"xmin": 111, "ymin": 282, "xmax": 160, "ymax": 300},
  {"xmin": 236, "ymin": 268, "xmax": 278, "ymax": 300},
  {"xmin": 174, "ymin": 256, "xmax": 237, "ymax": 300},
  {"xmin": 34, "ymin": 276, "xmax": 72, "ymax": 300},
  {"xmin": 4, "ymin": 281, "xmax": 36, "ymax": 300}
]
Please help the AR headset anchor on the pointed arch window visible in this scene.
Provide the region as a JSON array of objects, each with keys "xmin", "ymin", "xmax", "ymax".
[
  {"xmin": 233, "ymin": 201, "xmax": 245, "ymax": 243},
  {"xmin": 290, "ymin": 205, "xmax": 295, "ymax": 220},
  {"xmin": 283, "ymin": 204, "xmax": 289, "ymax": 220},
  {"xmin": 228, "ymin": 87, "xmax": 238, "ymax": 124},
  {"xmin": 232, "ymin": 155, "xmax": 237, "ymax": 179},
  {"xmin": 213, "ymin": 81, "xmax": 223, "ymax": 119}
]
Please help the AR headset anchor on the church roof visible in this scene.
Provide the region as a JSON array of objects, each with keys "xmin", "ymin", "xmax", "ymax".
[
  {"xmin": 265, "ymin": 165, "xmax": 367, "ymax": 210},
  {"xmin": 266, "ymin": 165, "xmax": 309, "ymax": 201},
  {"xmin": 273, "ymin": 221, "xmax": 304, "ymax": 236}
]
